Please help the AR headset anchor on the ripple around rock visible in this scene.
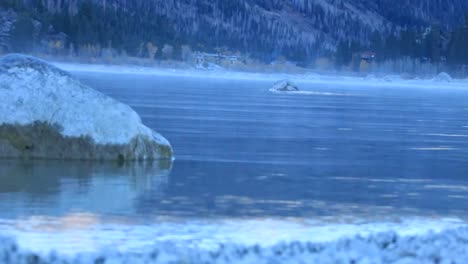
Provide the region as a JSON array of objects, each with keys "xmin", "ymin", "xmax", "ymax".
[
  {"xmin": 0, "ymin": 54, "xmax": 172, "ymax": 161},
  {"xmin": 1, "ymin": 228, "xmax": 468, "ymax": 263}
]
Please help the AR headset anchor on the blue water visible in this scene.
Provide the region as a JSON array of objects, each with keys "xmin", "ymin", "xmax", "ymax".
[
  {"xmin": 1, "ymin": 72, "xmax": 468, "ymax": 253},
  {"xmin": 85, "ymin": 73, "xmax": 468, "ymax": 218}
]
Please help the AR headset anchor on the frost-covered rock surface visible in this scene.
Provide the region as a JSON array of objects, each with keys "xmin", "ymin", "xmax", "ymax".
[
  {"xmin": 433, "ymin": 72, "xmax": 453, "ymax": 82},
  {"xmin": 1, "ymin": 227, "xmax": 468, "ymax": 263},
  {"xmin": 0, "ymin": 54, "xmax": 172, "ymax": 160},
  {"xmin": 270, "ymin": 80, "xmax": 299, "ymax": 92}
]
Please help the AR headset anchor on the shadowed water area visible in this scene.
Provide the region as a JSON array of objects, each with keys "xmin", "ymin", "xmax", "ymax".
[{"xmin": 1, "ymin": 72, "xmax": 468, "ymax": 253}]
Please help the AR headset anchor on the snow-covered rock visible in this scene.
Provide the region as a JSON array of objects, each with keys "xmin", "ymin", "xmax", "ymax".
[
  {"xmin": 0, "ymin": 54, "xmax": 173, "ymax": 161},
  {"xmin": 270, "ymin": 80, "xmax": 299, "ymax": 92},
  {"xmin": 433, "ymin": 72, "xmax": 452, "ymax": 82},
  {"xmin": 1, "ymin": 227, "xmax": 468, "ymax": 263}
]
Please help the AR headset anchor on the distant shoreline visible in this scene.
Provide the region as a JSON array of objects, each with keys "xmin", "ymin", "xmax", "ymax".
[
  {"xmin": 47, "ymin": 60, "xmax": 468, "ymax": 91},
  {"xmin": 2, "ymin": 53, "xmax": 467, "ymax": 88}
]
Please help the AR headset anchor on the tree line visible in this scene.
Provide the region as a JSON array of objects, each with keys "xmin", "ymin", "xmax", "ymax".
[
  {"xmin": 334, "ymin": 14, "xmax": 468, "ymax": 72},
  {"xmin": 2, "ymin": 0, "xmax": 468, "ymax": 74},
  {"xmin": 2, "ymin": 0, "xmax": 184, "ymax": 59}
]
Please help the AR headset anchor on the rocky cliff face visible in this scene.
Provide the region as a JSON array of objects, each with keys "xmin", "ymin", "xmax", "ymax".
[{"xmin": 0, "ymin": 54, "xmax": 173, "ymax": 161}]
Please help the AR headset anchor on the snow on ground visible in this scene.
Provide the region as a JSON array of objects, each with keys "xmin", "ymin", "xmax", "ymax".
[
  {"xmin": 53, "ymin": 62, "xmax": 468, "ymax": 90},
  {"xmin": 0, "ymin": 219, "xmax": 467, "ymax": 263},
  {"xmin": 0, "ymin": 217, "xmax": 465, "ymax": 255}
]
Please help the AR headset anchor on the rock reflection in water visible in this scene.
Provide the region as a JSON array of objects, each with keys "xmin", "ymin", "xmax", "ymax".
[{"xmin": 0, "ymin": 159, "xmax": 172, "ymax": 219}]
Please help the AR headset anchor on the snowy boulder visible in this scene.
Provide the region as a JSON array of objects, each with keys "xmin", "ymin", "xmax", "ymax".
[
  {"xmin": 270, "ymin": 80, "xmax": 299, "ymax": 92},
  {"xmin": 433, "ymin": 72, "xmax": 452, "ymax": 82},
  {"xmin": 0, "ymin": 54, "xmax": 173, "ymax": 161}
]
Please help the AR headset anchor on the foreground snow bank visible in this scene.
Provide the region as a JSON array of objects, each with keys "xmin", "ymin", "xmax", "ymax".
[
  {"xmin": 1, "ymin": 227, "xmax": 468, "ymax": 263},
  {"xmin": 0, "ymin": 54, "xmax": 172, "ymax": 160}
]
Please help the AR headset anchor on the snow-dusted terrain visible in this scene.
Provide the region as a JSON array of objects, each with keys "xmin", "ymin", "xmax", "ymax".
[
  {"xmin": 1, "ymin": 222, "xmax": 468, "ymax": 263},
  {"xmin": 1, "ymin": 217, "xmax": 465, "ymax": 254},
  {"xmin": 0, "ymin": 54, "xmax": 172, "ymax": 160}
]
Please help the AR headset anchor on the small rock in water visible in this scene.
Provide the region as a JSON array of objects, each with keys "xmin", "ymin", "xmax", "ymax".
[{"xmin": 271, "ymin": 80, "xmax": 299, "ymax": 92}]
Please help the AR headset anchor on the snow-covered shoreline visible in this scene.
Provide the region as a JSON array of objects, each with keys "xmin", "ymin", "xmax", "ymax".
[
  {"xmin": 53, "ymin": 61, "xmax": 468, "ymax": 90},
  {"xmin": 1, "ymin": 224, "xmax": 468, "ymax": 263},
  {"xmin": 1, "ymin": 217, "xmax": 465, "ymax": 256}
]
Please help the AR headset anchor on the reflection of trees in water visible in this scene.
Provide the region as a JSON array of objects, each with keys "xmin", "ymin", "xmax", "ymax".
[{"xmin": 0, "ymin": 160, "xmax": 172, "ymax": 217}]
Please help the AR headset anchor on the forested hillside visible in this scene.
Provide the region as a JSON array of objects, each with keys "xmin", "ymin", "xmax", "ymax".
[{"xmin": 1, "ymin": 0, "xmax": 468, "ymax": 72}]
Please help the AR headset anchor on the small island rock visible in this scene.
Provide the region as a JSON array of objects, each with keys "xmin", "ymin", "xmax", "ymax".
[{"xmin": 271, "ymin": 80, "xmax": 299, "ymax": 92}]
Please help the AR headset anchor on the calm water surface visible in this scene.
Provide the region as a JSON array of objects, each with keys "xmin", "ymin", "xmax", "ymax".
[{"xmin": 1, "ymin": 72, "xmax": 468, "ymax": 253}]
